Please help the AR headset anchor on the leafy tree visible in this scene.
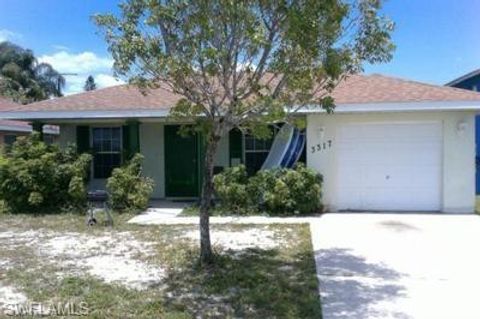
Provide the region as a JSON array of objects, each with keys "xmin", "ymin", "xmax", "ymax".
[
  {"xmin": 84, "ymin": 75, "xmax": 97, "ymax": 91},
  {"xmin": 0, "ymin": 41, "xmax": 65, "ymax": 103},
  {"xmin": 94, "ymin": 0, "xmax": 394, "ymax": 264}
]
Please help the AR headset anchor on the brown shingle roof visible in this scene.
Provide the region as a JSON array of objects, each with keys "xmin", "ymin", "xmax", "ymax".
[
  {"xmin": 0, "ymin": 97, "xmax": 31, "ymax": 129},
  {"xmin": 333, "ymin": 74, "xmax": 480, "ymax": 104},
  {"xmin": 7, "ymin": 73, "xmax": 480, "ymax": 113},
  {"xmin": 13, "ymin": 84, "xmax": 180, "ymax": 112},
  {"xmin": 0, "ymin": 97, "xmax": 22, "ymax": 111}
]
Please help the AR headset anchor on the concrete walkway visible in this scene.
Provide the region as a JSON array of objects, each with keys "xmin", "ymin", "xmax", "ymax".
[
  {"xmin": 129, "ymin": 211, "xmax": 480, "ymax": 318},
  {"xmin": 128, "ymin": 213, "xmax": 315, "ymax": 225}
]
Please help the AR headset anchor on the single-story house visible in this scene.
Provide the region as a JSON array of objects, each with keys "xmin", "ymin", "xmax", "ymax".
[
  {"xmin": 0, "ymin": 97, "xmax": 59, "ymax": 145},
  {"xmin": 1, "ymin": 74, "xmax": 480, "ymax": 213},
  {"xmin": 446, "ymin": 69, "xmax": 480, "ymax": 194}
]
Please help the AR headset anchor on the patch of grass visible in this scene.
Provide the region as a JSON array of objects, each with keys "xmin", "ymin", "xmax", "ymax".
[
  {"xmin": 0, "ymin": 214, "xmax": 321, "ymax": 318},
  {"xmin": 162, "ymin": 225, "xmax": 321, "ymax": 318}
]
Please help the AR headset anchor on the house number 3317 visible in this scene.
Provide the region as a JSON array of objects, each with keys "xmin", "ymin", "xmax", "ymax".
[{"xmin": 311, "ymin": 140, "xmax": 332, "ymax": 153}]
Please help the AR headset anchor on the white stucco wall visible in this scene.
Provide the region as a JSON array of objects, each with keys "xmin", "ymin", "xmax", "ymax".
[
  {"xmin": 306, "ymin": 111, "xmax": 476, "ymax": 213},
  {"xmin": 215, "ymin": 134, "xmax": 230, "ymax": 167},
  {"xmin": 58, "ymin": 124, "xmax": 76, "ymax": 148},
  {"xmin": 140, "ymin": 123, "xmax": 165, "ymax": 198}
]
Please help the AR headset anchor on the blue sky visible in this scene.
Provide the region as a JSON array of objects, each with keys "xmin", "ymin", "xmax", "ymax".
[{"xmin": 0, "ymin": 0, "xmax": 479, "ymax": 94}]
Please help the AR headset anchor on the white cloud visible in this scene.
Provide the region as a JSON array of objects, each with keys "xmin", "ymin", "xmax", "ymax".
[
  {"xmin": 63, "ymin": 73, "xmax": 125, "ymax": 95},
  {"xmin": 96, "ymin": 73, "xmax": 125, "ymax": 88},
  {"xmin": 0, "ymin": 29, "xmax": 22, "ymax": 42},
  {"xmin": 38, "ymin": 50, "xmax": 113, "ymax": 74},
  {"xmin": 38, "ymin": 50, "xmax": 125, "ymax": 95}
]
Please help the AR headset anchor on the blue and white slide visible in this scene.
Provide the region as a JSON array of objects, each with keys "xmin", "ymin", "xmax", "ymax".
[
  {"xmin": 286, "ymin": 132, "xmax": 305, "ymax": 168},
  {"xmin": 261, "ymin": 124, "xmax": 305, "ymax": 170}
]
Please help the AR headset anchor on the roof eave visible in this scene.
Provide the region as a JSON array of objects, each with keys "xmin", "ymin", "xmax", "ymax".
[{"xmin": 300, "ymin": 100, "xmax": 480, "ymax": 113}]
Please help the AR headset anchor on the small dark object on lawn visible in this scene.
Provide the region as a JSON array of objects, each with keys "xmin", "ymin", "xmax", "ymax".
[
  {"xmin": 86, "ymin": 190, "xmax": 113, "ymax": 227},
  {"xmin": 87, "ymin": 217, "xmax": 97, "ymax": 226}
]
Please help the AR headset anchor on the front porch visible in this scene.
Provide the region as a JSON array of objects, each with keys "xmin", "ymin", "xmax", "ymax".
[{"xmin": 56, "ymin": 121, "xmax": 300, "ymax": 199}]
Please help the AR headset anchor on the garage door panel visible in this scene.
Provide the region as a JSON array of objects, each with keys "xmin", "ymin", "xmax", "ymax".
[
  {"xmin": 362, "ymin": 165, "xmax": 413, "ymax": 187},
  {"xmin": 361, "ymin": 188, "xmax": 440, "ymax": 211},
  {"xmin": 337, "ymin": 188, "xmax": 363, "ymax": 210},
  {"xmin": 336, "ymin": 122, "xmax": 442, "ymax": 211},
  {"xmin": 337, "ymin": 167, "xmax": 362, "ymax": 186},
  {"xmin": 362, "ymin": 188, "xmax": 409, "ymax": 211}
]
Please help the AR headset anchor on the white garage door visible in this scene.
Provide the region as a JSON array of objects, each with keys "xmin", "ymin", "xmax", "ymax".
[{"xmin": 336, "ymin": 122, "xmax": 442, "ymax": 211}]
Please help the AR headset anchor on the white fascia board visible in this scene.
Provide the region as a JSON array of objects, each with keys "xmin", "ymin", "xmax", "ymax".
[
  {"xmin": 0, "ymin": 109, "xmax": 171, "ymax": 120},
  {"xmin": 1, "ymin": 100, "xmax": 480, "ymax": 121},
  {"xmin": 297, "ymin": 100, "xmax": 480, "ymax": 113}
]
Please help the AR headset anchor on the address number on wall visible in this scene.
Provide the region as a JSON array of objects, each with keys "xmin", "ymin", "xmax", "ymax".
[{"xmin": 311, "ymin": 140, "xmax": 332, "ymax": 153}]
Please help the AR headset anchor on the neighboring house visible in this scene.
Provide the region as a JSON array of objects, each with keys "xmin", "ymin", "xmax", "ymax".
[
  {"xmin": 446, "ymin": 69, "xmax": 480, "ymax": 92},
  {"xmin": 1, "ymin": 74, "xmax": 480, "ymax": 213},
  {"xmin": 0, "ymin": 97, "xmax": 59, "ymax": 146},
  {"xmin": 446, "ymin": 70, "xmax": 480, "ymax": 194}
]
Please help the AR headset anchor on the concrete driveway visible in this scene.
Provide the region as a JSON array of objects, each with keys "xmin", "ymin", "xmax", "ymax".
[{"xmin": 310, "ymin": 213, "xmax": 480, "ymax": 319}]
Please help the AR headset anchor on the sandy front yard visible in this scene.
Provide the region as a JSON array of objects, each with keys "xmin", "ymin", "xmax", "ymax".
[{"xmin": 0, "ymin": 213, "xmax": 321, "ymax": 318}]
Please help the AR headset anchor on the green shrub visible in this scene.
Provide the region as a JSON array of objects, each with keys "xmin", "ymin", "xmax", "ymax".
[
  {"xmin": 213, "ymin": 165, "xmax": 251, "ymax": 214},
  {"xmin": 0, "ymin": 133, "xmax": 92, "ymax": 214},
  {"xmin": 106, "ymin": 153, "xmax": 154, "ymax": 213},
  {"xmin": 250, "ymin": 163, "xmax": 323, "ymax": 215},
  {"xmin": 214, "ymin": 163, "xmax": 323, "ymax": 216}
]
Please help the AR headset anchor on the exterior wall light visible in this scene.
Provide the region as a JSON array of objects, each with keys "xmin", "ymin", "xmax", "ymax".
[{"xmin": 457, "ymin": 120, "xmax": 468, "ymax": 136}]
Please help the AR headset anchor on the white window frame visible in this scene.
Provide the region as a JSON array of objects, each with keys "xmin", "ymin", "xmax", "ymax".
[
  {"xmin": 90, "ymin": 126, "xmax": 123, "ymax": 179},
  {"xmin": 242, "ymin": 127, "xmax": 277, "ymax": 173}
]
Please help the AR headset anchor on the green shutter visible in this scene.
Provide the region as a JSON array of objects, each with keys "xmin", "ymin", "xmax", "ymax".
[
  {"xmin": 76, "ymin": 126, "xmax": 90, "ymax": 154},
  {"xmin": 32, "ymin": 122, "xmax": 44, "ymax": 141},
  {"xmin": 122, "ymin": 121, "xmax": 140, "ymax": 161},
  {"xmin": 122, "ymin": 125, "xmax": 129, "ymax": 161},
  {"xmin": 229, "ymin": 128, "xmax": 243, "ymax": 166}
]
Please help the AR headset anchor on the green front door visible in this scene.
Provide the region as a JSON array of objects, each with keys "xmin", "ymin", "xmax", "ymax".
[{"xmin": 164, "ymin": 125, "xmax": 200, "ymax": 197}]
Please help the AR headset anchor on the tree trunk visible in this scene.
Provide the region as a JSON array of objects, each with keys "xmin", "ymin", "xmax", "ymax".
[{"xmin": 199, "ymin": 132, "xmax": 221, "ymax": 265}]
